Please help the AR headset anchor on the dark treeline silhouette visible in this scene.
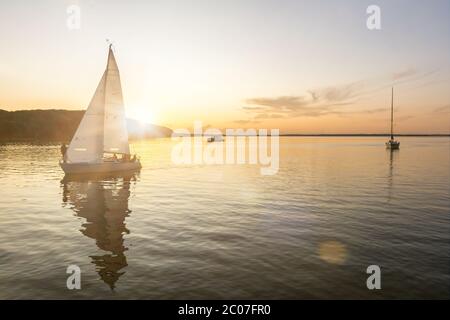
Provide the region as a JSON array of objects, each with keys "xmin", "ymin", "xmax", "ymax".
[
  {"xmin": 1, "ymin": 109, "xmax": 446, "ymax": 142},
  {"xmin": 0, "ymin": 109, "xmax": 83, "ymax": 142},
  {"xmin": 0, "ymin": 109, "xmax": 172, "ymax": 142}
]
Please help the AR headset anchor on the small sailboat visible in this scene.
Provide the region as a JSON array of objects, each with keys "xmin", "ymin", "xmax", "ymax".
[
  {"xmin": 207, "ymin": 135, "xmax": 224, "ymax": 143},
  {"xmin": 60, "ymin": 44, "xmax": 141, "ymax": 174},
  {"xmin": 386, "ymin": 87, "xmax": 400, "ymax": 150}
]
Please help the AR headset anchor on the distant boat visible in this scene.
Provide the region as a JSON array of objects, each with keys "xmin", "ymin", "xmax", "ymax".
[
  {"xmin": 60, "ymin": 44, "xmax": 141, "ymax": 174},
  {"xmin": 207, "ymin": 135, "xmax": 224, "ymax": 143},
  {"xmin": 386, "ymin": 87, "xmax": 400, "ymax": 150}
]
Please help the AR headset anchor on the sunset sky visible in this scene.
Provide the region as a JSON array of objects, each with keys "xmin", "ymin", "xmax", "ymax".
[{"xmin": 0, "ymin": 0, "xmax": 449, "ymax": 133}]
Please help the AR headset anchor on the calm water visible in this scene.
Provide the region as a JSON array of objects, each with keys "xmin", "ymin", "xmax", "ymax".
[{"xmin": 0, "ymin": 137, "xmax": 449, "ymax": 299}]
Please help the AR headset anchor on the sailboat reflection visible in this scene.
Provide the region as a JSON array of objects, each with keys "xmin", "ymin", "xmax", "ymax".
[
  {"xmin": 387, "ymin": 149, "xmax": 398, "ymax": 202},
  {"xmin": 61, "ymin": 172, "xmax": 138, "ymax": 289}
]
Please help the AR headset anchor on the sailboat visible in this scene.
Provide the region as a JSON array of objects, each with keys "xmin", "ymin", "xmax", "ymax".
[
  {"xmin": 386, "ymin": 87, "xmax": 400, "ymax": 149},
  {"xmin": 60, "ymin": 44, "xmax": 141, "ymax": 174},
  {"xmin": 207, "ymin": 135, "xmax": 224, "ymax": 143}
]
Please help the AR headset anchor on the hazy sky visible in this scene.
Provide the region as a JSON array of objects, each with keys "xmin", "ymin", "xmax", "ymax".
[{"xmin": 0, "ymin": 0, "xmax": 449, "ymax": 133}]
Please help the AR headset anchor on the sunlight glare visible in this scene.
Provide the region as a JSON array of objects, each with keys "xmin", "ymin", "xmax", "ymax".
[{"xmin": 127, "ymin": 105, "xmax": 155, "ymax": 125}]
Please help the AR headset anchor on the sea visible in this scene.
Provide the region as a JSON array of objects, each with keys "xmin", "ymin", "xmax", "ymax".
[{"xmin": 0, "ymin": 136, "xmax": 448, "ymax": 299}]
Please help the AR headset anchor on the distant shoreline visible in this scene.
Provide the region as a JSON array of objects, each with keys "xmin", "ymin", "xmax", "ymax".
[
  {"xmin": 0, "ymin": 109, "xmax": 172, "ymax": 142},
  {"xmin": 275, "ymin": 134, "xmax": 450, "ymax": 137},
  {"xmin": 1, "ymin": 109, "xmax": 448, "ymax": 142},
  {"xmin": 1, "ymin": 134, "xmax": 448, "ymax": 144},
  {"xmin": 188, "ymin": 133, "xmax": 450, "ymax": 137}
]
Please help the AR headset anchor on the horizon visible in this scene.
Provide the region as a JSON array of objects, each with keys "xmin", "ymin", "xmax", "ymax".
[
  {"xmin": 2, "ymin": 108, "xmax": 449, "ymax": 136},
  {"xmin": 0, "ymin": 0, "xmax": 449, "ymax": 134}
]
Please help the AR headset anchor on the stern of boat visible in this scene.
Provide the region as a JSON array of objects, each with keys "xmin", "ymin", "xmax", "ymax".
[{"xmin": 386, "ymin": 141, "xmax": 400, "ymax": 149}]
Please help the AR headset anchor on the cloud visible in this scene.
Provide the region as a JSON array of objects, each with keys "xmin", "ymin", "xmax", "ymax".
[
  {"xmin": 319, "ymin": 81, "xmax": 364, "ymax": 102},
  {"xmin": 245, "ymin": 96, "xmax": 309, "ymax": 111},
  {"xmin": 244, "ymin": 98, "xmax": 330, "ymax": 117},
  {"xmin": 396, "ymin": 115, "xmax": 415, "ymax": 121},
  {"xmin": 243, "ymin": 81, "xmax": 365, "ymax": 119},
  {"xmin": 233, "ymin": 119, "xmax": 260, "ymax": 125},
  {"xmin": 308, "ymin": 90, "xmax": 319, "ymax": 101},
  {"xmin": 242, "ymin": 106, "xmax": 265, "ymax": 111},
  {"xmin": 240, "ymin": 67, "xmax": 440, "ymax": 122},
  {"xmin": 254, "ymin": 113, "xmax": 286, "ymax": 119},
  {"xmin": 433, "ymin": 105, "xmax": 450, "ymax": 113},
  {"xmin": 360, "ymin": 108, "xmax": 387, "ymax": 114},
  {"xmin": 392, "ymin": 67, "xmax": 417, "ymax": 80}
]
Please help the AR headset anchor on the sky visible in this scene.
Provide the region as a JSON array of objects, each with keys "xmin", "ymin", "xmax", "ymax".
[{"xmin": 0, "ymin": 0, "xmax": 449, "ymax": 133}]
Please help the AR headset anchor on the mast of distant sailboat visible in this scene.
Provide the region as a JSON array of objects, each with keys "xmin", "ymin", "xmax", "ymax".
[
  {"xmin": 390, "ymin": 87, "xmax": 394, "ymax": 140},
  {"xmin": 385, "ymin": 87, "xmax": 400, "ymax": 149}
]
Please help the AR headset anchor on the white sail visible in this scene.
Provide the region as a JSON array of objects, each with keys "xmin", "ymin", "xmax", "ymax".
[
  {"xmin": 103, "ymin": 48, "xmax": 130, "ymax": 155},
  {"xmin": 66, "ymin": 46, "xmax": 131, "ymax": 163},
  {"xmin": 66, "ymin": 71, "xmax": 106, "ymax": 163}
]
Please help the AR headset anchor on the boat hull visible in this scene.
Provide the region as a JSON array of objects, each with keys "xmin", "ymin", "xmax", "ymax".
[
  {"xmin": 60, "ymin": 160, "xmax": 141, "ymax": 174},
  {"xmin": 386, "ymin": 141, "xmax": 400, "ymax": 149}
]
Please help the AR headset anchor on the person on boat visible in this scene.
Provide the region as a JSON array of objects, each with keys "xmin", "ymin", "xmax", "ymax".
[
  {"xmin": 123, "ymin": 154, "xmax": 130, "ymax": 162},
  {"xmin": 60, "ymin": 143, "xmax": 68, "ymax": 163},
  {"xmin": 113, "ymin": 153, "xmax": 118, "ymax": 161},
  {"xmin": 131, "ymin": 154, "xmax": 137, "ymax": 162}
]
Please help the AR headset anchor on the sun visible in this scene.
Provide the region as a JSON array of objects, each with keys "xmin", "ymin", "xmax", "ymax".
[{"xmin": 127, "ymin": 106, "xmax": 156, "ymax": 125}]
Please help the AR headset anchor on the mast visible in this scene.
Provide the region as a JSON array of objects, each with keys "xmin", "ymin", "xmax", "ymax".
[
  {"xmin": 390, "ymin": 87, "xmax": 394, "ymax": 140},
  {"xmin": 100, "ymin": 45, "xmax": 111, "ymax": 156},
  {"xmin": 102, "ymin": 43, "xmax": 131, "ymax": 155}
]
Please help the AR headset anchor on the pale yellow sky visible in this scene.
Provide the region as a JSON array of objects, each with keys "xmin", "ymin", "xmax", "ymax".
[{"xmin": 0, "ymin": 0, "xmax": 449, "ymax": 133}]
